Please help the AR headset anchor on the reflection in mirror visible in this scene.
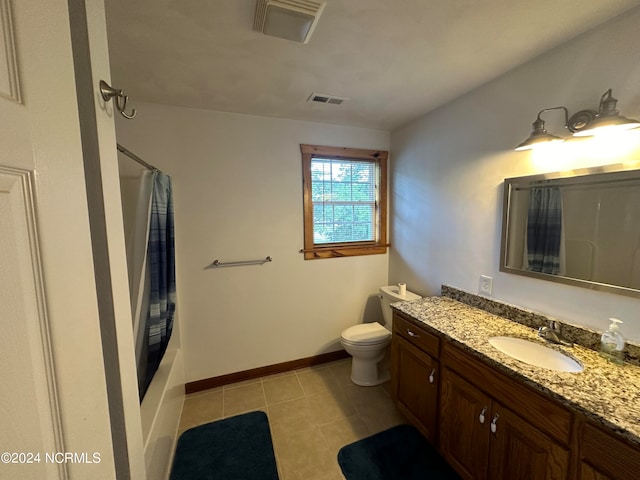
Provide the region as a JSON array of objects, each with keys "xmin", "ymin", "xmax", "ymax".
[{"xmin": 501, "ymin": 163, "xmax": 640, "ymax": 298}]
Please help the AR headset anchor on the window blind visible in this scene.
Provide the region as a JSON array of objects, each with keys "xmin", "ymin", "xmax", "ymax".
[{"xmin": 310, "ymin": 157, "xmax": 377, "ymax": 244}]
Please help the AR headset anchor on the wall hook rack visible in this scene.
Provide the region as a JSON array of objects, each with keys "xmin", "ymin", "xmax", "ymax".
[{"xmin": 99, "ymin": 80, "xmax": 137, "ymax": 119}]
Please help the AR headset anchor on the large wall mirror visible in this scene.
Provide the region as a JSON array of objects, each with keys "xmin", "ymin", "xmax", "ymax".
[{"xmin": 500, "ymin": 163, "xmax": 640, "ymax": 298}]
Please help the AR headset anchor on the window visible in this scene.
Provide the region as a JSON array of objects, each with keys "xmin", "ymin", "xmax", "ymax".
[{"xmin": 301, "ymin": 144, "xmax": 388, "ymax": 259}]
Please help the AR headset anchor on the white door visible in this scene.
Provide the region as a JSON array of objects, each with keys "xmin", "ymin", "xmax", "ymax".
[{"xmin": 0, "ymin": 0, "xmax": 144, "ymax": 478}]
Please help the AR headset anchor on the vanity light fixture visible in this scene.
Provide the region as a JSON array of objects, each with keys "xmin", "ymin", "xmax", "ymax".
[{"xmin": 515, "ymin": 88, "xmax": 640, "ymax": 151}]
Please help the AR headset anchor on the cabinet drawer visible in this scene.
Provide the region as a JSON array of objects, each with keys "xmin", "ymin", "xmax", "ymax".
[
  {"xmin": 443, "ymin": 342, "xmax": 572, "ymax": 444},
  {"xmin": 581, "ymin": 422, "xmax": 640, "ymax": 479},
  {"xmin": 393, "ymin": 312, "xmax": 440, "ymax": 358}
]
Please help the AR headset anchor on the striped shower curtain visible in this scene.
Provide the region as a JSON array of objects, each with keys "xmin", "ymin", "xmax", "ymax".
[
  {"xmin": 527, "ymin": 187, "xmax": 562, "ymax": 275},
  {"xmin": 141, "ymin": 172, "xmax": 176, "ymax": 399}
]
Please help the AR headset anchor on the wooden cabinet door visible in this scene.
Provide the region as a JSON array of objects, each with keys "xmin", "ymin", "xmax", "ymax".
[
  {"xmin": 489, "ymin": 401, "xmax": 569, "ymax": 480},
  {"xmin": 392, "ymin": 335, "xmax": 439, "ymax": 443},
  {"xmin": 580, "ymin": 422, "xmax": 640, "ymax": 480},
  {"xmin": 440, "ymin": 367, "xmax": 491, "ymax": 480},
  {"xmin": 579, "ymin": 462, "xmax": 614, "ymax": 480}
]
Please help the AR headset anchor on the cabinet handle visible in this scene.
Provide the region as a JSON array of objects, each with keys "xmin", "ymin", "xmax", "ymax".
[
  {"xmin": 490, "ymin": 414, "xmax": 499, "ymax": 433},
  {"xmin": 428, "ymin": 368, "xmax": 436, "ymax": 384},
  {"xmin": 407, "ymin": 329, "xmax": 420, "ymax": 338},
  {"xmin": 479, "ymin": 407, "xmax": 487, "ymax": 424}
]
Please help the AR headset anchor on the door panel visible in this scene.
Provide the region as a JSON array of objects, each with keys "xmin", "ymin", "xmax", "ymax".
[
  {"xmin": 440, "ymin": 367, "xmax": 491, "ymax": 480},
  {"xmin": 394, "ymin": 335, "xmax": 439, "ymax": 443},
  {"xmin": 490, "ymin": 401, "xmax": 569, "ymax": 480},
  {"xmin": 580, "ymin": 462, "xmax": 613, "ymax": 480},
  {"xmin": 0, "ymin": 168, "xmax": 64, "ymax": 479}
]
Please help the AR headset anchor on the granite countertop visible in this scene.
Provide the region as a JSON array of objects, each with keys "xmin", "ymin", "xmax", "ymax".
[{"xmin": 392, "ymin": 296, "xmax": 640, "ymax": 446}]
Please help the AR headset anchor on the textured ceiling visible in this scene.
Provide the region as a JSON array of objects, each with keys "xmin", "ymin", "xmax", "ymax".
[{"xmin": 105, "ymin": 0, "xmax": 640, "ymax": 131}]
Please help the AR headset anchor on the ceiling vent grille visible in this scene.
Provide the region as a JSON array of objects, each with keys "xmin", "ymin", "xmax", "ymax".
[
  {"xmin": 307, "ymin": 92, "xmax": 349, "ymax": 105},
  {"xmin": 254, "ymin": 0, "xmax": 326, "ymax": 44}
]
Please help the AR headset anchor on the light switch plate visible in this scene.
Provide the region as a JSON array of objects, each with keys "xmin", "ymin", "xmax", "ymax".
[{"xmin": 479, "ymin": 275, "xmax": 493, "ymax": 295}]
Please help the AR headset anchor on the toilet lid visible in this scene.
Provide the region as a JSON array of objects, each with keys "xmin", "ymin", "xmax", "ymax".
[{"xmin": 341, "ymin": 323, "xmax": 391, "ymax": 344}]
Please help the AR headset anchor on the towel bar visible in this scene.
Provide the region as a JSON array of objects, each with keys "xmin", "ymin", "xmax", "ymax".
[{"xmin": 207, "ymin": 256, "xmax": 272, "ymax": 268}]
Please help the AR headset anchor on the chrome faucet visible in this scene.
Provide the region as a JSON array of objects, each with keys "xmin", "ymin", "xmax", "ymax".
[{"xmin": 538, "ymin": 320, "xmax": 573, "ymax": 347}]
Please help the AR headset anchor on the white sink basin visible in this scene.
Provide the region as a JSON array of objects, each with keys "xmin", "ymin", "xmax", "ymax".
[{"xmin": 488, "ymin": 336, "xmax": 583, "ymax": 373}]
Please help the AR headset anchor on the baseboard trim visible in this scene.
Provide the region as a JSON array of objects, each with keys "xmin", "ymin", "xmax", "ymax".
[{"xmin": 185, "ymin": 349, "xmax": 350, "ymax": 394}]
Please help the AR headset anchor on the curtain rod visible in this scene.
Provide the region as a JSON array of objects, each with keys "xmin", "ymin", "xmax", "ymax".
[{"xmin": 116, "ymin": 143, "xmax": 157, "ymax": 171}]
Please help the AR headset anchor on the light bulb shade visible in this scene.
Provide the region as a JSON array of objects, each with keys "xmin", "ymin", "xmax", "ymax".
[
  {"xmin": 573, "ymin": 113, "xmax": 640, "ymax": 136},
  {"xmin": 573, "ymin": 89, "xmax": 640, "ymax": 136},
  {"xmin": 515, "ymin": 132, "xmax": 564, "ymax": 151},
  {"xmin": 515, "ymin": 117, "xmax": 564, "ymax": 151}
]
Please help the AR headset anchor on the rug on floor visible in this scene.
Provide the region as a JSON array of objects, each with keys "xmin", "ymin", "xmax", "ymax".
[
  {"xmin": 170, "ymin": 410, "xmax": 279, "ymax": 480},
  {"xmin": 337, "ymin": 424, "xmax": 460, "ymax": 480}
]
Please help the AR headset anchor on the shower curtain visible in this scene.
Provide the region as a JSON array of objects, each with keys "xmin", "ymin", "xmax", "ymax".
[
  {"xmin": 142, "ymin": 172, "xmax": 176, "ymax": 398},
  {"xmin": 527, "ymin": 187, "xmax": 563, "ymax": 275},
  {"xmin": 127, "ymin": 170, "xmax": 176, "ymax": 401}
]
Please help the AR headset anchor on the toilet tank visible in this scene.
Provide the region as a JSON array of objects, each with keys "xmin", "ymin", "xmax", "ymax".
[{"xmin": 379, "ymin": 285, "xmax": 421, "ymax": 329}]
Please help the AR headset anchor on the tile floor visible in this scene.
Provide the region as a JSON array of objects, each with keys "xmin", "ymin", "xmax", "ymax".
[{"xmin": 178, "ymin": 358, "xmax": 408, "ymax": 480}]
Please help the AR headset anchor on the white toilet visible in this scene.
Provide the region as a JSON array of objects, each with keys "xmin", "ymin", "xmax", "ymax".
[{"xmin": 340, "ymin": 285, "xmax": 421, "ymax": 386}]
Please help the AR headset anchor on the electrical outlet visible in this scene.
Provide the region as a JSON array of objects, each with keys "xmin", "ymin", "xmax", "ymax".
[{"xmin": 479, "ymin": 275, "xmax": 493, "ymax": 295}]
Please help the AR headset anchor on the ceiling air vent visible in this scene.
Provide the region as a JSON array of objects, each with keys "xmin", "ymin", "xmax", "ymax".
[
  {"xmin": 307, "ymin": 92, "xmax": 349, "ymax": 105},
  {"xmin": 254, "ymin": 0, "xmax": 326, "ymax": 44}
]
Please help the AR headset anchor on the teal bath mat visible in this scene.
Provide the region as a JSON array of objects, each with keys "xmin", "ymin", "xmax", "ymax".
[
  {"xmin": 337, "ymin": 424, "xmax": 460, "ymax": 480},
  {"xmin": 170, "ymin": 410, "xmax": 279, "ymax": 480}
]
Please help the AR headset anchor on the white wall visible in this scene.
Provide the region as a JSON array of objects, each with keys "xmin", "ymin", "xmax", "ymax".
[
  {"xmin": 116, "ymin": 106, "xmax": 389, "ymax": 382},
  {"xmin": 390, "ymin": 8, "xmax": 640, "ymax": 341}
]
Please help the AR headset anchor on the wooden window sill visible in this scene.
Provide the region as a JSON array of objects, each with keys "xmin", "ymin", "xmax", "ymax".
[{"xmin": 301, "ymin": 243, "xmax": 389, "ymax": 260}]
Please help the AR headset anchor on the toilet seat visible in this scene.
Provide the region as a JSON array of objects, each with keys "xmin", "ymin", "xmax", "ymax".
[{"xmin": 341, "ymin": 323, "xmax": 391, "ymax": 346}]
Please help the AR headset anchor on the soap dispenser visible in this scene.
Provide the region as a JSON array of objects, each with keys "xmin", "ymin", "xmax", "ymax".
[{"xmin": 600, "ymin": 318, "xmax": 625, "ymax": 364}]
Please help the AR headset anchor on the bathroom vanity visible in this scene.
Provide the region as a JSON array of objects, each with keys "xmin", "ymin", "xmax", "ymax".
[{"xmin": 390, "ymin": 291, "xmax": 640, "ymax": 480}]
